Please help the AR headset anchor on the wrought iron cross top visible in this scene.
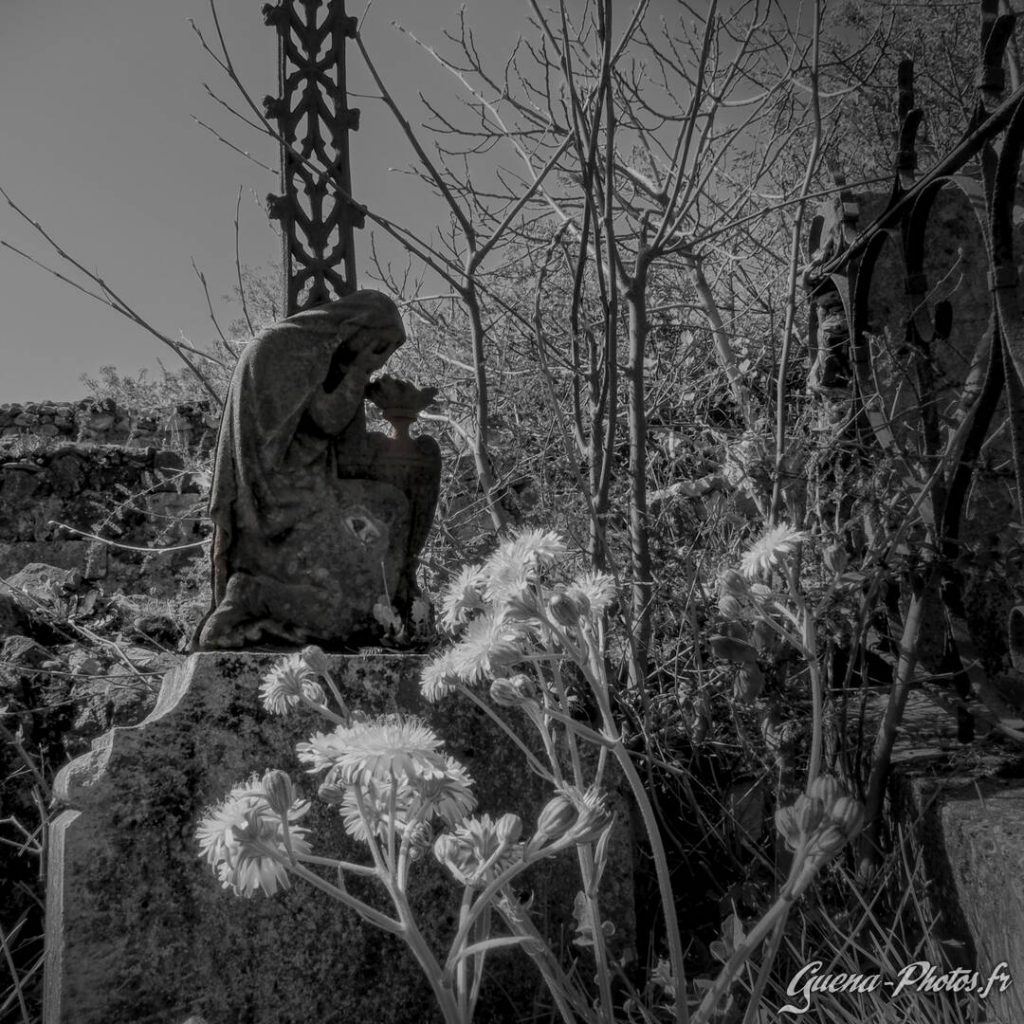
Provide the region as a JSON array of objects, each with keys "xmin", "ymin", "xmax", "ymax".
[{"xmin": 263, "ymin": 0, "xmax": 365, "ymax": 314}]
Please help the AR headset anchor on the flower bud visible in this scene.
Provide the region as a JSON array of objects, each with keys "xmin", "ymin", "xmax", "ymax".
[
  {"xmin": 405, "ymin": 820, "xmax": 434, "ymax": 853},
  {"xmin": 318, "ymin": 780, "xmax": 347, "ymax": 805},
  {"xmin": 806, "ymin": 823, "xmax": 846, "ymax": 862},
  {"xmin": 828, "ymin": 796, "xmax": 865, "ymax": 837},
  {"xmin": 718, "ymin": 594, "xmax": 744, "ymax": 620},
  {"xmin": 807, "ymin": 775, "xmax": 843, "ymax": 812},
  {"xmin": 495, "ymin": 813, "xmax": 523, "ymax": 845},
  {"xmin": 734, "ymin": 664, "xmax": 764, "ymax": 703},
  {"xmin": 796, "ymin": 794, "xmax": 825, "ymax": 836},
  {"xmin": 571, "ymin": 801, "xmax": 614, "ymax": 845},
  {"xmin": 509, "ymin": 673, "xmax": 536, "ymax": 700},
  {"xmin": 775, "ymin": 805, "xmax": 800, "ymax": 849},
  {"xmin": 720, "ymin": 570, "xmax": 749, "ymax": 599},
  {"xmin": 261, "ymin": 769, "xmax": 295, "ymax": 818},
  {"xmin": 433, "ymin": 832, "xmax": 475, "ymax": 885},
  {"xmin": 548, "ymin": 591, "xmax": 582, "ymax": 628},
  {"xmin": 564, "ymin": 586, "xmax": 592, "ymax": 618},
  {"xmin": 300, "ymin": 645, "xmax": 331, "ymax": 677},
  {"xmin": 534, "ymin": 794, "xmax": 579, "ymax": 845},
  {"xmin": 300, "ymin": 680, "xmax": 327, "ymax": 706},
  {"xmin": 489, "ymin": 678, "xmax": 519, "ymax": 708},
  {"xmin": 490, "ymin": 674, "xmax": 537, "ymax": 708},
  {"xmin": 823, "ymin": 542, "xmax": 848, "ymax": 576},
  {"xmin": 433, "ymin": 833, "xmax": 458, "ymax": 866}
]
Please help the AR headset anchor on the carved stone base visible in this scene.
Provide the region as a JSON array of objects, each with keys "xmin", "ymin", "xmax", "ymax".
[{"xmin": 44, "ymin": 653, "xmax": 633, "ymax": 1024}]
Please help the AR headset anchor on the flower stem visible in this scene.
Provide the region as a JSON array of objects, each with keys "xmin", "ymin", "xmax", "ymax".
[
  {"xmin": 319, "ymin": 669, "xmax": 351, "ymax": 721},
  {"xmin": 390, "ymin": 883, "xmax": 464, "ymax": 1024},
  {"xmin": 787, "ymin": 566, "xmax": 823, "ymax": 785},
  {"xmin": 610, "ymin": 743, "xmax": 689, "ymax": 1024},
  {"xmin": 458, "ymin": 684, "xmax": 555, "ymax": 783},
  {"xmin": 496, "ymin": 897, "xmax": 591, "ymax": 1024},
  {"xmin": 298, "ymin": 690, "xmax": 347, "ymax": 725},
  {"xmin": 576, "ymin": 843, "xmax": 616, "ymax": 1023},
  {"xmin": 694, "ymin": 873, "xmax": 800, "ymax": 1021},
  {"xmin": 287, "ymin": 860, "xmax": 403, "ymax": 935},
  {"xmin": 444, "ymin": 858, "xmax": 537, "ymax": 973},
  {"xmin": 456, "ymin": 886, "xmax": 473, "ymax": 1019},
  {"xmin": 293, "ymin": 852, "xmax": 377, "ymax": 877}
]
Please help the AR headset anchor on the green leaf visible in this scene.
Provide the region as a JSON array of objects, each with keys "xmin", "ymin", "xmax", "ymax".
[
  {"xmin": 709, "ymin": 634, "xmax": 758, "ymax": 664},
  {"xmin": 451, "ymin": 935, "xmax": 540, "ymax": 962}
]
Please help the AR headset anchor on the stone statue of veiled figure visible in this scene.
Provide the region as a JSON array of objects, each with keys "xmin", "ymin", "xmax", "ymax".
[{"xmin": 196, "ymin": 289, "xmax": 440, "ymax": 649}]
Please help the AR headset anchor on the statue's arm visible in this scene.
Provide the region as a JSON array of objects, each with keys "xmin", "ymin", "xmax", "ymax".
[{"xmin": 307, "ymin": 366, "xmax": 369, "ymax": 434}]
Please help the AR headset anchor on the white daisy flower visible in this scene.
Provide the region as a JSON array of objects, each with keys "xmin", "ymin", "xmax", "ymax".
[
  {"xmin": 438, "ymin": 563, "xmax": 488, "ymax": 632},
  {"xmin": 568, "ymin": 571, "xmax": 617, "ymax": 615},
  {"xmin": 196, "ymin": 774, "xmax": 311, "ymax": 898},
  {"xmin": 413, "ymin": 756, "xmax": 477, "ymax": 825},
  {"xmin": 259, "ymin": 653, "xmax": 325, "ymax": 715},
  {"xmin": 297, "ymin": 725, "xmax": 361, "ymax": 773},
  {"xmin": 449, "ymin": 610, "xmax": 526, "ymax": 683},
  {"xmin": 481, "ymin": 529, "xmax": 567, "ymax": 604},
  {"xmin": 420, "ymin": 649, "xmax": 461, "ymax": 703},
  {"xmin": 500, "ymin": 529, "xmax": 567, "ymax": 567},
  {"xmin": 739, "ymin": 523, "xmax": 808, "ymax": 578},
  {"xmin": 481, "ymin": 559, "xmax": 533, "ymax": 608},
  {"xmin": 298, "ymin": 715, "xmax": 449, "ymax": 787}
]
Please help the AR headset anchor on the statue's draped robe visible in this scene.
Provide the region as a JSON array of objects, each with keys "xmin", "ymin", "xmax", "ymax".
[{"xmin": 201, "ymin": 291, "xmax": 408, "ymax": 645}]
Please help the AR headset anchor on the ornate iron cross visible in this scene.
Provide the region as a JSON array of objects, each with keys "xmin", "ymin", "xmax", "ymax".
[{"xmin": 263, "ymin": 0, "xmax": 365, "ymax": 314}]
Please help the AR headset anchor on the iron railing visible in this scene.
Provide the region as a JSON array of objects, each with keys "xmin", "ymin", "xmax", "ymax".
[{"xmin": 803, "ymin": 0, "xmax": 1024, "ymax": 727}]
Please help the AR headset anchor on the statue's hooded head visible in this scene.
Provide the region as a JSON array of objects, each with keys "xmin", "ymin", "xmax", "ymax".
[
  {"xmin": 214, "ymin": 289, "xmax": 408, "ymax": 496},
  {"xmin": 283, "ymin": 289, "xmax": 406, "ymax": 368}
]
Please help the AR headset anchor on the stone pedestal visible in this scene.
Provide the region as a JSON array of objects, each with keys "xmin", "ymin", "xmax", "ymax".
[
  {"xmin": 891, "ymin": 764, "xmax": 1024, "ymax": 1024},
  {"xmin": 863, "ymin": 691, "xmax": 1023, "ymax": 1024},
  {"xmin": 44, "ymin": 653, "xmax": 633, "ymax": 1024}
]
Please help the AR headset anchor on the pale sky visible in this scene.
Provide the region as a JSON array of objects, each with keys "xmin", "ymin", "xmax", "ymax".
[{"xmin": 0, "ymin": 0, "xmax": 528, "ymax": 403}]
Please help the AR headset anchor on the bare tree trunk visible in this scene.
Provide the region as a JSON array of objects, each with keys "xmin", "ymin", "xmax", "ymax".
[
  {"xmin": 858, "ymin": 578, "xmax": 928, "ymax": 878},
  {"xmin": 626, "ymin": 258, "xmax": 652, "ymax": 686},
  {"xmin": 688, "ymin": 256, "xmax": 756, "ymax": 428},
  {"xmin": 464, "ymin": 280, "xmax": 508, "ymax": 531}
]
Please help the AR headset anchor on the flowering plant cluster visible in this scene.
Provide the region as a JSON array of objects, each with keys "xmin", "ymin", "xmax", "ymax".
[
  {"xmin": 690, "ymin": 524, "xmax": 871, "ymax": 1014},
  {"xmin": 197, "ymin": 528, "xmax": 867, "ymax": 1024},
  {"xmin": 196, "ymin": 565, "xmax": 622, "ymax": 1024},
  {"xmin": 692, "ymin": 773, "xmax": 866, "ymax": 1020},
  {"xmin": 709, "ymin": 523, "xmax": 830, "ymax": 779}
]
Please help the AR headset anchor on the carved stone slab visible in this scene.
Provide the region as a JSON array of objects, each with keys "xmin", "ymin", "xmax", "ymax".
[{"xmin": 44, "ymin": 653, "xmax": 633, "ymax": 1024}]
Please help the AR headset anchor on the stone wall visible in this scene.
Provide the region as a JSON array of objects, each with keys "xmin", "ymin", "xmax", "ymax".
[
  {"xmin": 0, "ymin": 442, "xmax": 208, "ymax": 600},
  {"xmin": 0, "ymin": 398, "xmax": 219, "ymax": 451}
]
